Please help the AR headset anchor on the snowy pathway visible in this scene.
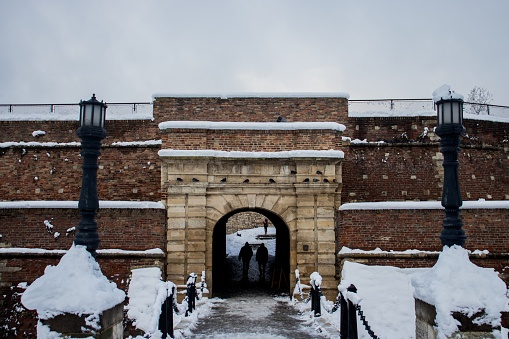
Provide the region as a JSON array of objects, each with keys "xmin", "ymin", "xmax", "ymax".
[{"xmin": 180, "ymin": 289, "xmax": 327, "ymax": 338}]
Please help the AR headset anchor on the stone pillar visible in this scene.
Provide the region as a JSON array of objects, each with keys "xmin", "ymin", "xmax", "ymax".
[
  {"xmin": 41, "ymin": 302, "xmax": 124, "ymax": 338},
  {"xmin": 415, "ymin": 298, "xmax": 501, "ymax": 339},
  {"xmin": 164, "ymin": 158, "xmax": 208, "ymax": 289},
  {"xmin": 295, "ymin": 181, "xmax": 338, "ymax": 300}
]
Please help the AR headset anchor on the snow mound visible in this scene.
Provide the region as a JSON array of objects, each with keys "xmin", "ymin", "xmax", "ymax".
[
  {"xmin": 127, "ymin": 267, "xmax": 175, "ymax": 337},
  {"xmin": 412, "ymin": 245, "xmax": 508, "ymax": 338},
  {"xmin": 21, "ymin": 244, "xmax": 125, "ymax": 319}
]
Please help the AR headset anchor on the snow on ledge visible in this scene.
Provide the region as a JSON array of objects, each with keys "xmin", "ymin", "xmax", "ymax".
[
  {"xmin": 110, "ymin": 140, "xmax": 162, "ymax": 146},
  {"xmin": 153, "ymin": 92, "xmax": 350, "ymax": 100},
  {"xmin": 339, "ymin": 247, "xmax": 441, "ymax": 255},
  {"xmin": 158, "ymin": 121, "xmax": 346, "ymax": 132},
  {"xmin": 0, "ymin": 200, "xmax": 165, "ymax": 209},
  {"xmin": 0, "ymin": 247, "xmax": 164, "ymax": 255},
  {"xmin": 158, "ymin": 149, "xmax": 345, "ymax": 159},
  {"xmin": 338, "ymin": 246, "xmax": 492, "ymax": 256},
  {"xmin": 339, "ymin": 200, "xmax": 509, "ymax": 210},
  {"xmin": 0, "ymin": 141, "xmax": 81, "ymax": 148}
]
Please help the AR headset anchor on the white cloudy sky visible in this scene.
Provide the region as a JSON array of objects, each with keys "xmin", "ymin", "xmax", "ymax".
[{"xmin": 1, "ymin": 0, "xmax": 508, "ymax": 104}]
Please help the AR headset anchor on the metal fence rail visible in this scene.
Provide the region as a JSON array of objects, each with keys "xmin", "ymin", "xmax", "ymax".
[
  {"xmin": 349, "ymin": 99, "xmax": 509, "ymax": 119},
  {"xmin": 2, "ymin": 99, "xmax": 508, "ymax": 120},
  {"xmin": 349, "ymin": 99, "xmax": 436, "ymax": 117},
  {"xmin": 464, "ymin": 102, "xmax": 509, "ymax": 117},
  {"xmin": 0, "ymin": 102, "xmax": 153, "ymax": 120}
]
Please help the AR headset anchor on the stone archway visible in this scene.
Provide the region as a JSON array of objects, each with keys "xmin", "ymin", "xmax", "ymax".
[
  {"xmin": 160, "ymin": 154, "xmax": 342, "ymax": 297},
  {"xmin": 212, "ymin": 208, "xmax": 290, "ymax": 294}
]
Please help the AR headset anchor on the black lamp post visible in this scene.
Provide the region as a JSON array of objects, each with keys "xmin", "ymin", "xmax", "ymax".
[
  {"xmin": 435, "ymin": 92, "xmax": 467, "ymax": 247},
  {"xmin": 74, "ymin": 94, "xmax": 107, "ymax": 257}
]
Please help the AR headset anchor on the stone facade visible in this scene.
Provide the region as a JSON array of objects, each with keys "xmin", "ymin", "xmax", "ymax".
[{"xmin": 160, "ymin": 152, "xmax": 343, "ymax": 296}]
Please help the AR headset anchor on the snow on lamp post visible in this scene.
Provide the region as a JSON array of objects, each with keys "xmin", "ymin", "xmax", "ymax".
[
  {"xmin": 433, "ymin": 85, "xmax": 467, "ymax": 247},
  {"xmin": 74, "ymin": 94, "xmax": 107, "ymax": 257}
]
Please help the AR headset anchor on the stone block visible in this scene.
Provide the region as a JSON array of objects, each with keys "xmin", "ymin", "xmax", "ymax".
[
  {"xmin": 296, "ymin": 230, "xmax": 315, "ymax": 241},
  {"xmin": 187, "ymin": 207, "xmax": 207, "ymax": 218},
  {"xmin": 316, "ymin": 228, "xmax": 335, "ymax": 241},
  {"xmin": 187, "ymin": 218, "xmax": 207, "ymax": 228},
  {"xmin": 187, "ymin": 241, "xmax": 206, "ymax": 252},
  {"xmin": 261, "ymin": 195, "xmax": 280, "ymax": 210},
  {"xmin": 415, "ymin": 298, "xmax": 500, "ymax": 339},
  {"xmin": 167, "ymin": 243, "xmax": 185, "ymax": 252},
  {"xmin": 316, "ymin": 219, "xmax": 334, "ymax": 230},
  {"xmin": 317, "ymin": 253, "xmax": 336, "ymax": 265},
  {"xmin": 167, "ymin": 218, "xmax": 186, "ymax": 229},
  {"xmin": 41, "ymin": 302, "xmax": 124, "ymax": 339},
  {"xmin": 187, "ymin": 264, "xmax": 206, "ymax": 275},
  {"xmin": 296, "ymin": 207, "xmax": 315, "ymax": 218},
  {"xmin": 188, "ymin": 195, "xmax": 206, "ymax": 206},
  {"xmin": 167, "ymin": 229, "xmax": 186, "ymax": 240},
  {"xmin": 167, "ymin": 264, "xmax": 186, "ymax": 277},
  {"xmin": 317, "ymin": 242, "xmax": 336, "ymax": 252},
  {"xmin": 187, "ymin": 229, "xmax": 206, "ymax": 241}
]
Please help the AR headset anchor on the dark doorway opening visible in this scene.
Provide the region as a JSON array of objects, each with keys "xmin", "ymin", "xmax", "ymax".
[{"xmin": 212, "ymin": 208, "xmax": 290, "ymax": 298}]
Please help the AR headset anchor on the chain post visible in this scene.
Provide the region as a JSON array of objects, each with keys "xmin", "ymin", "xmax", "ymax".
[
  {"xmin": 185, "ymin": 273, "xmax": 197, "ymax": 317},
  {"xmin": 159, "ymin": 283, "xmax": 175, "ymax": 339}
]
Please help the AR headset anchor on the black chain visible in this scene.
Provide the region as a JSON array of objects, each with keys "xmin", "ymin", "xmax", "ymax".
[
  {"xmin": 328, "ymin": 296, "xmax": 341, "ymax": 313},
  {"xmin": 355, "ymin": 304, "xmax": 380, "ymax": 339},
  {"xmin": 172, "ymin": 299, "xmax": 180, "ymax": 315},
  {"xmin": 302, "ymin": 292, "xmax": 311, "ymax": 304},
  {"xmin": 294, "ymin": 277, "xmax": 311, "ymax": 303}
]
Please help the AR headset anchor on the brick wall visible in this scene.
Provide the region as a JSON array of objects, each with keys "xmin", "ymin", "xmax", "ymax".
[
  {"xmin": 226, "ymin": 212, "xmax": 272, "ymax": 234},
  {"xmin": 344, "ymin": 116, "xmax": 436, "ymax": 143},
  {"xmin": 0, "ymin": 120, "xmax": 159, "ymax": 143},
  {"xmin": 0, "ymin": 145, "xmax": 161, "ymax": 201},
  {"xmin": 341, "ymin": 144, "xmax": 509, "ymax": 204},
  {"xmin": 337, "ymin": 208, "xmax": 509, "ymax": 253},
  {"xmin": 0, "ymin": 207, "xmax": 166, "ymax": 250},
  {"xmin": 153, "ymin": 96, "xmax": 349, "ymax": 124},
  {"xmin": 161, "ymin": 128, "xmax": 343, "ymax": 152},
  {"xmin": 341, "ymin": 116, "xmax": 508, "ymax": 147}
]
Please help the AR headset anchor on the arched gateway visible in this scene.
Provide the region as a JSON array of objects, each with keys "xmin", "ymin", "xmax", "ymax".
[{"xmin": 155, "ymin": 94, "xmax": 348, "ymax": 297}]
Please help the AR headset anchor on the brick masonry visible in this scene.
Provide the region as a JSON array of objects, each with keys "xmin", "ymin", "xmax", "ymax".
[
  {"xmin": 338, "ymin": 208, "xmax": 509, "ymax": 253},
  {"xmin": 0, "ymin": 207, "xmax": 166, "ymax": 250},
  {"xmin": 1, "ymin": 96, "xmax": 509, "ymax": 336}
]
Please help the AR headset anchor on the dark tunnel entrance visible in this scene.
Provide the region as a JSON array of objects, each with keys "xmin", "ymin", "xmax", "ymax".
[{"xmin": 212, "ymin": 208, "xmax": 290, "ymax": 297}]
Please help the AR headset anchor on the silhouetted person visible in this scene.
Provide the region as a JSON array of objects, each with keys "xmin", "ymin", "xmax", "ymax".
[
  {"xmin": 263, "ymin": 218, "xmax": 268, "ymax": 235},
  {"xmin": 256, "ymin": 243, "xmax": 269, "ymax": 281},
  {"xmin": 238, "ymin": 242, "xmax": 253, "ymax": 280}
]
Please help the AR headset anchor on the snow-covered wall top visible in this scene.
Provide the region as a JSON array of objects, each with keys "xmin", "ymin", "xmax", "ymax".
[
  {"xmin": 159, "ymin": 121, "xmax": 346, "ymax": 132},
  {"xmin": 0, "ymin": 200, "xmax": 165, "ymax": 209},
  {"xmin": 339, "ymin": 200, "xmax": 509, "ymax": 210},
  {"xmin": 152, "ymin": 92, "xmax": 350, "ymax": 100},
  {"xmin": 158, "ymin": 149, "xmax": 345, "ymax": 159},
  {"xmin": 0, "ymin": 103, "xmax": 153, "ymax": 121}
]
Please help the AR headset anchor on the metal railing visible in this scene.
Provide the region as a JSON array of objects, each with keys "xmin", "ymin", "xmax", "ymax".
[
  {"xmin": 3, "ymin": 99, "xmax": 508, "ymax": 121},
  {"xmin": 0, "ymin": 102, "xmax": 153, "ymax": 120},
  {"xmin": 349, "ymin": 99, "xmax": 436, "ymax": 117},
  {"xmin": 349, "ymin": 99, "xmax": 509, "ymax": 119},
  {"xmin": 158, "ymin": 271, "xmax": 208, "ymax": 338},
  {"xmin": 294, "ymin": 270, "xmax": 381, "ymax": 338}
]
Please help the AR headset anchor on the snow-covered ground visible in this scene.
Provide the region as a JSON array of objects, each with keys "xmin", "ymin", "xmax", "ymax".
[
  {"xmin": 18, "ymin": 226, "xmax": 509, "ymax": 338},
  {"xmin": 128, "ymin": 227, "xmax": 509, "ymax": 339}
]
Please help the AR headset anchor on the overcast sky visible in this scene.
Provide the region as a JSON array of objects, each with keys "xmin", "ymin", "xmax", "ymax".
[{"xmin": 1, "ymin": 1, "xmax": 508, "ymax": 105}]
